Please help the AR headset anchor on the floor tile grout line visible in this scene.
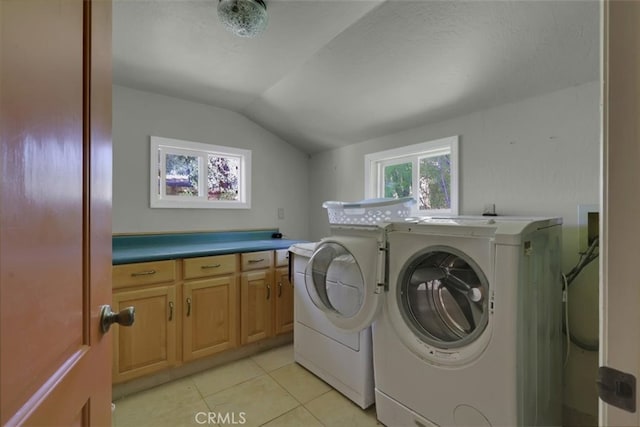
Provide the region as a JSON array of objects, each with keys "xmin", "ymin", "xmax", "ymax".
[
  {"xmin": 196, "ymin": 371, "xmax": 270, "ymax": 402},
  {"xmin": 255, "ymin": 403, "xmax": 303, "ymax": 427},
  {"xmin": 199, "ymin": 371, "xmax": 301, "ymax": 425},
  {"xmin": 258, "ymin": 404, "xmax": 330, "ymax": 427},
  {"xmin": 265, "ymin": 362, "xmax": 334, "ymax": 407},
  {"xmin": 113, "ymin": 345, "xmax": 304, "ymax": 426},
  {"xmin": 302, "ymin": 388, "xmax": 336, "ymax": 426},
  {"xmin": 191, "ymin": 358, "xmax": 268, "ymax": 400},
  {"xmin": 264, "ymin": 362, "xmax": 309, "ymax": 406},
  {"xmin": 186, "ymin": 345, "xmax": 293, "ymax": 401}
]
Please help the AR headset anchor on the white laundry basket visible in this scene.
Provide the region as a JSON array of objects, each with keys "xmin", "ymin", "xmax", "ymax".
[{"xmin": 323, "ymin": 197, "xmax": 416, "ymax": 225}]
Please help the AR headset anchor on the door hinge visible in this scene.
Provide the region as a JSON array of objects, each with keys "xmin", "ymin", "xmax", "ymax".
[{"xmin": 597, "ymin": 366, "xmax": 636, "ymax": 413}]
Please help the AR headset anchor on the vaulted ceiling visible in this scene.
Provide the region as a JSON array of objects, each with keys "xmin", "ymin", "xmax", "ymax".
[{"xmin": 113, "ymin": 0, "xmax": 600, "ymax": 154}]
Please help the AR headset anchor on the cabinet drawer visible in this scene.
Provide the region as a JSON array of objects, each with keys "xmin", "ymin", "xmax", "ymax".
[
  {"xmin": 113, "ymin": 260, "xmax": 176, "ymax": 289},
  {"xmin": 275, "ymin": 249, "xmax": 289, "ymax": 267},
  {"xmin": 241, "ymin": 251, "xmax": 273, "ymax": 271},
  {"xmin": 183, "ymin": 254, "xmax": 237, "ymax": 279}
]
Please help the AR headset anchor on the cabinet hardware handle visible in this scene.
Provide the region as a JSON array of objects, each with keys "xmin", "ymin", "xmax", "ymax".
[
  {"xmin": 248, "ymin": 258, "xmax": 265, "ymax": 264},
  {"xmin": 266, "ymin": 284, "xmax": 271, "ymax": 300},
  {"xmin": 186, "ymin": 297, "xmax": 192, "ymax": 317},
  {"xmin": 131, "ymin": 270, "xmax": 156, "ymax": 277},
  {"xmin": 278, "ymin": 282, "xmax": 282, "ymax": 297},
  {"xmin": 168, "ymin": 301, "xmax": 174, "ymax": 321},
  {"xmin": 201, "ymin": 264, "xmax": 221, "ymax": 269}
]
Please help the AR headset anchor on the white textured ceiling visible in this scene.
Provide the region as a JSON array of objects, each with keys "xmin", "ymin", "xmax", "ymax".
[{"xmin": 113, "ymin": 0, "xmax": 599, "ymax": 154}]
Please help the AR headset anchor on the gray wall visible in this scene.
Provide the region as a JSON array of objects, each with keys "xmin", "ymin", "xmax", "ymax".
[
  {"xmin": 309, "ymin": 81, "xmax": 599, "ymax": 241},
  {"xmin": 308, "ymin": 80, "xmax": 600, "ymax": 417},
  {"xmin": 112, "ymin": 85, "xmax": 310, "ymax": 240}
]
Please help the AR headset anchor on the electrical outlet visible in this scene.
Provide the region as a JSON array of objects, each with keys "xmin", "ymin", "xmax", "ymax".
[
  {"xmin": 578, "ymin": 204, "xmax": 599, "ymax": 251},
  {"xmin": 277, "ymin": 207, "xmax": 285, "ymax": 220}
]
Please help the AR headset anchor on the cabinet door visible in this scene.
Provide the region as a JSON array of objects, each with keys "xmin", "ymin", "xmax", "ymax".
[
  {"xmin": 241, "ymin": 270, "xmax": 273, "ymax": 344},
  {"xmin": 183, "ymin": 276, "xmax": 238, "ymax": 361},
  {"xmin": 274, "ymin": 267, "xmax": 294, "ymax": 335},
  {"xmin": 112, "ymin": 286, "xmax": 176, "ymax": 383}
]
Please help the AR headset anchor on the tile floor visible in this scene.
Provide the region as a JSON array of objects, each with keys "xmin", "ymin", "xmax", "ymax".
[{"xmin": 112, "ymin": 344, "xmax": 381, "ymax": 427}]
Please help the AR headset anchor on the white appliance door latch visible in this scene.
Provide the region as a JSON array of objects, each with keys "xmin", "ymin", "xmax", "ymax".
[{"xmin": 376, "ymin": 241, "xmax": 388, "ymax": 293}]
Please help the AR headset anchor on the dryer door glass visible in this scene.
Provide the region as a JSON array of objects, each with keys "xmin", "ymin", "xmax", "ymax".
[
  {"xmin": 398, "ymin": 246, "xmax": 489, "ymax": 349},
  {"xmin": 305, "ymin": 242, "xmax": 365, "ymax": 318}
]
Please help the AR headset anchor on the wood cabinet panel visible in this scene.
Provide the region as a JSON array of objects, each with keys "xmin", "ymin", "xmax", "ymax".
[
  {"xmin": 240, "ymin": 270, "xmax": 273, "ymax": 344},
  {"xmin": 241, "ymin": 251, "xmax": 273, "ymax": 271},
  {"xmin": 112, "ymin": 260, "xmax": 176, "ymax": 289},
  {"xmin": 111, "ymin": 249, "xmax": 291, "ymax": 384},
  {"xmin": 183, "ymin": 276, "xmax": 238, "ymax": 361},
  {"xmin": 112, "ymin": 285, "xmax": 176, "ymax": 383},
  {"xmin": 183, "ymin": 254, "xmax": 237, "ymax": 279},
  {"xmin": 274, "ymin": 267, "xmax": 294, "ymax": 335}
]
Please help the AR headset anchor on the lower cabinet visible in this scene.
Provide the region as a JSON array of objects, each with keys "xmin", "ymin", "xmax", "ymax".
[
  {"xmin": 112, "ymin": 249, "xmax": 292, "ymax": 384},
  {"xmin": 274, "ymin": 266, "xmax": 294, "ymax": 335},
  {"xmin": 240, "ymin": 267, "xmax": 274, "ymax": 344},
  {"xmin": 183, "ymin": 275, "xmax": 238, "ymax": 361},
  {"xmin": 240, "ymin": 250, "xmax": 293, "ymax": 344},
  {"xmin": 112, "ymin": 284, "xmax": 177, "ymax": 384}
]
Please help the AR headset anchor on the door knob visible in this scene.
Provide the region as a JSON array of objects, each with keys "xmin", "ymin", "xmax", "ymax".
[{"xmin": 100, "ymin": 305, "xmax": 135, "ymax": 333}]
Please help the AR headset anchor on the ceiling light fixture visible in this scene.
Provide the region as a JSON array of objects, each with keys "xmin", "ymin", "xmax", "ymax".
[{"xmin": 217, "ymin": 0, "xmax": 268, "ymax": 38}]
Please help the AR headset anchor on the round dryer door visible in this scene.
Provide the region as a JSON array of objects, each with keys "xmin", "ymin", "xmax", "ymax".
[
  {"xmin": 397, "ymin": 245, "xmax": 490, "ymax": 350},
  {"xmin": 305, "ymin": 239, "xmax": 383, "ymax": 332}
]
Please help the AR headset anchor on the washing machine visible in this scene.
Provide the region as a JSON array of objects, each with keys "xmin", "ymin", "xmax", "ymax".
[
  {"xmin": 289, "ymin": 225, "xmax": 385, "ymax": 409},
  {"xmin": 373, "ymin": 217, "xmax": 563, "ymax": 427}
]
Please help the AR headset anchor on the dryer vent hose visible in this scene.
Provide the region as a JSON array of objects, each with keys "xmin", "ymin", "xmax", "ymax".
[{"xmin": 562, "ymin": 236, "xmax": 599, "ymax": 352}]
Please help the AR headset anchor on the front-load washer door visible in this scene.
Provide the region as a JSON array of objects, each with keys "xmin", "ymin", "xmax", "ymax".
[
  {"xmin": 305, "ymin": 237, "xmax": 384, "ymax": 332},
  {"xmin": 396, "ymin": 245, "xmax": 490, "ymax": 354}
]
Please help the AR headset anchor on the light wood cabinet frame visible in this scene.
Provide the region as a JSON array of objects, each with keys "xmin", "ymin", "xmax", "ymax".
[
  {"xmin": 112, "ymin": 249, "xmax": 292, "ymax": 384},
  {"xmin": 112, "ymin": 284, "xmax": 177, "ymax": 383}
]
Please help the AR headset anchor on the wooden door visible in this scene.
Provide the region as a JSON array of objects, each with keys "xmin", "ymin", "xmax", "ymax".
[
  {"xmin": 183, "ymin": 276, "xmax": 238, "ymax": 361},
  {"xmin": 112, "ymin": 286, "xmax": 176, "ymax": 384},
  {"xmin": 240, "ymin": 270, "xmax": 273, "ymax": 344},
  {"xmin": 274, "ymin": 267, "xmax": 294, "ymax": 335},
  {"xmin": 600, "ymin": 1, "xmax": 640, "ymax": 425},
  {"xmin": 0, "ymin": 0, "xmax": 112, "ymax": 425}
]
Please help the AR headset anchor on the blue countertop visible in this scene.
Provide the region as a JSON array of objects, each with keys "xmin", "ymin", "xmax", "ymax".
[{"xmin": 113, "ymin": 229, "xmax": 306, "ymax": 265}]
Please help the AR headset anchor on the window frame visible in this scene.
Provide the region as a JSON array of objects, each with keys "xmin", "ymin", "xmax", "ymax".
[
  {"xmin": 364, "ymin": 135, "xmax": 459, "ymax": 215},
  {"xmin": 150, "ymin": 136, "xmax": 251, "ymax": 209}
]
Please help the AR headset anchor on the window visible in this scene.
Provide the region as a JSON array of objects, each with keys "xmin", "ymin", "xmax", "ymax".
[
  {"xmin": 150, "ymin": 136, "xmax": 251, "ymax": 209},
  {"xmin": 364, "ymin": 135, "xmax": 458, "ymax": 215}
]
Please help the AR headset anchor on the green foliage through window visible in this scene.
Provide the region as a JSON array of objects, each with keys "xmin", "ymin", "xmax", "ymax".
[
  {"xmin": 365, "ymin": 135, "xmax": 458, "ymax": 214},
  {"xmin": 382, "ymin": 155, "xmax": 451, "ymax": 210},
  {"xmin": 151, "ymin": 136, "xmax": 251, "ymax": 209},
  {"xmin": 419, "ymin": 154, "xmax": 451, "ymax": 210},
  {"xmin": 384, "ymin": 162, "xmax": 412, "ymax": 198}
]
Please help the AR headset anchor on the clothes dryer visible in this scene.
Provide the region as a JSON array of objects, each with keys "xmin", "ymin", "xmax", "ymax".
[
  {"xmin": 289, "ymin": 224, "xmax": 385, "ymax": 409},
  {"xmin": 374, "ymin": 217, "xmax": 563, "ymax": 427}
]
